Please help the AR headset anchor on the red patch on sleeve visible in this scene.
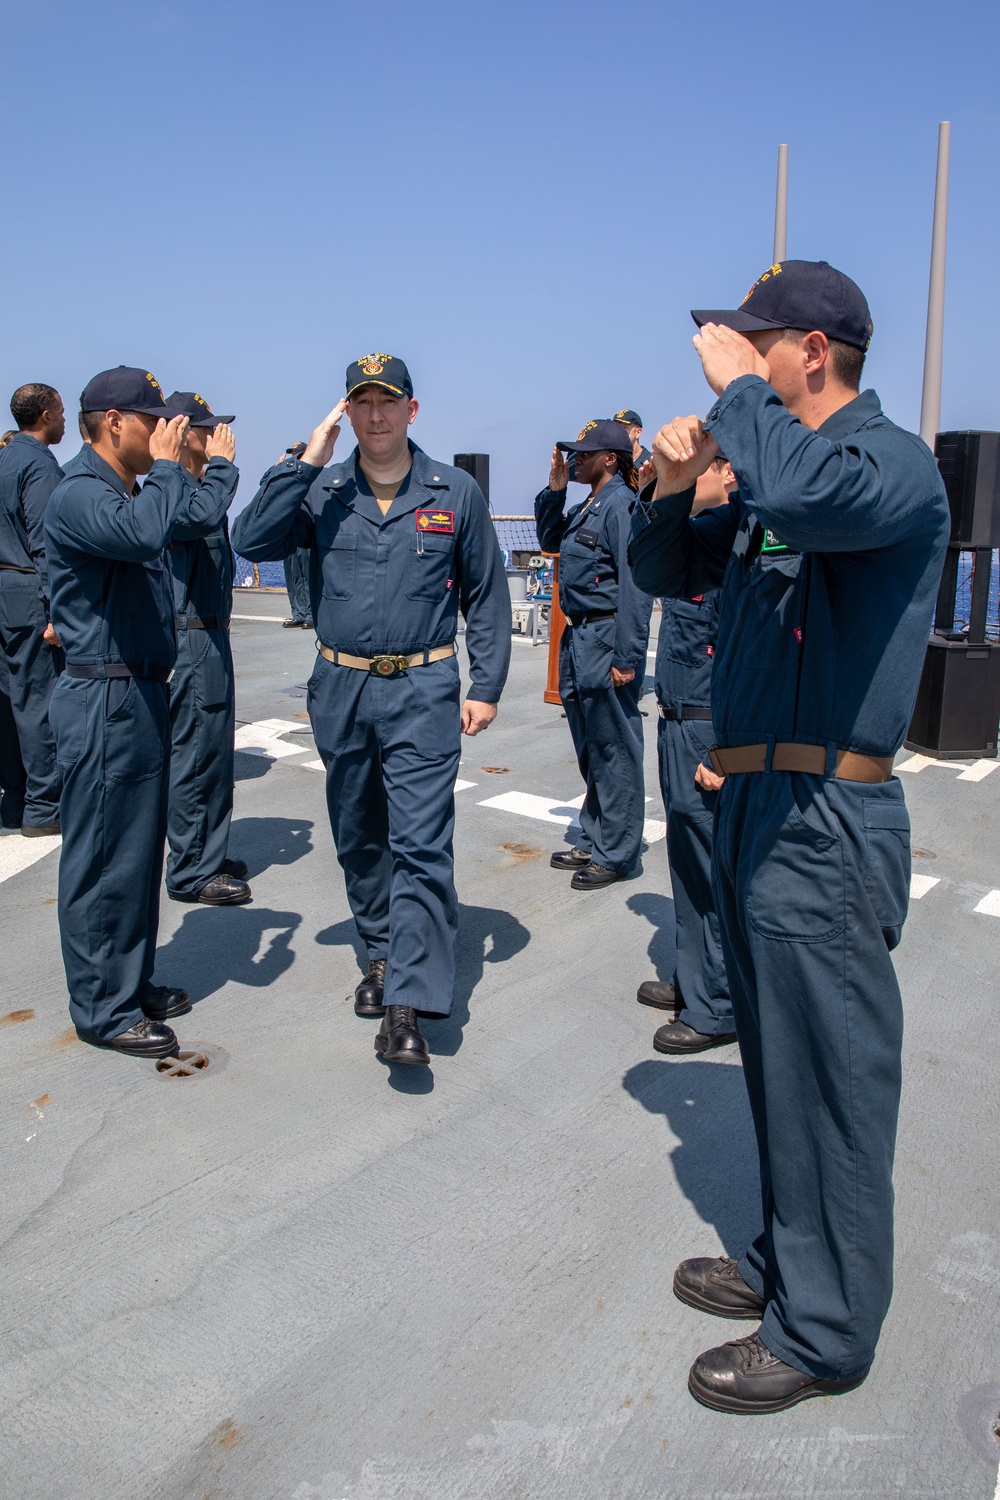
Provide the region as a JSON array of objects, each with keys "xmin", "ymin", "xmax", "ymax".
[
  {"xmin": 794, "ymin": 627, "xmax": 803, "ymax": 643},
  {"xmin": 416, "ymin": 509, "xmax": 455, "ymax": 534}
]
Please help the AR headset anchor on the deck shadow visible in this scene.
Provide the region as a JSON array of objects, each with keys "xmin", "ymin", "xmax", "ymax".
[
  {"xmin": 228, "ymin": 815, "xmax": 314, "ymax": 877},
  {"xmin": 622, "ymin": 1057, "xmax": 760, "ymax": 1257},
  {"xmin": 153, "ymin": 905, "xmax": 302, "ymax": 1005},
  {"xmin": 626, "ymin": 890, "xmax": 677, "ymax": 981}
]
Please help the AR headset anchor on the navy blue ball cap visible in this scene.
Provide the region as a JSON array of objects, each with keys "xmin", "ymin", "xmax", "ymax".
[
  {"xmin": 557, "ymin": 418, "xmax": 634, "ymax": 455},
  {"xmin": 614, "ymin": 409, "xmax": 642, "ymax": 427},
  {"xmin": 165, "ymin": 391, "xmax": 236, "ymax": 426},
  {"xmin": 80, "ymin": 366, "xmax": 183, "ymax": 417},
  {"xmin": 692, "ymin": 260, "xmax": 873, "ymax": 352},
  {"xmin": 345, "ymin": 353, "xmax": 413, "ymax": 399}
]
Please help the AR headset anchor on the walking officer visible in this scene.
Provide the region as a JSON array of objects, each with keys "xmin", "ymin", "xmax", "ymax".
[
  {"xmin": 0, "ymin": 383, "xmax": 66, "ymax": 834},
  {"xmin": 633, "ymin": 453, "xmax": 737, "ymax": 1053},
  {"xmin": 45, "ymin": 367, "xmax": 199, "ymax": 1059},
  {"xmin": 534, "ymin": 419, "xmax": 652, "ymax": 888},
  {"xmin": 630, "ymin": 261, "xmax": 950, "ymax": 1412},
  {"xmin": 232, "ymin": 354, "xmax": 511, "ymax": 1067},
  {"xmin": 162, "ymin": 392, "xmax": 249, "ymax": 906}
]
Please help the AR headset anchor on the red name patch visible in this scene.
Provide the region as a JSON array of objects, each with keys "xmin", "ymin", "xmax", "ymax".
[{"xmin": 416, "ymin": 509, "xmax": 455, "ymax": 534}]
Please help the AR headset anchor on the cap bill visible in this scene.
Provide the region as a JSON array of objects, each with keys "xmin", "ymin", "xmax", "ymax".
[
  {"xmin": 690, "ymin": 307, "xmax": 787, "ymax": 333},
  {"xmin": 189, "ymin": 413, "xmax": 236, "ymax": 426},
  {"xmin": 346, "ymin": 379, "xmax": 406, "ymax": 399}
]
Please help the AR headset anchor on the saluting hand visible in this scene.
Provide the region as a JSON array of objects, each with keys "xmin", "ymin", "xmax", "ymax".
[
  {"xmin": 302, "ymin": 400, "xmax": 347, "ymax": 468},
  {"xmin": 150, "ymin": 414, "xmax": 190, "ymax": 464},
  {"xmin": 651, "ymin": 416, "xmax": 719, "ymax": 497},
  {"xmin": 637, "ymin": 458, "xmax": 656, "ymax": 489},
  {"xmin": 548, "ymin": 447, "xmax": 569, "ymax": 492},
  {"xmin": 693, "ymin": 322, "xmax": 770, "ymax": 396},
  {"xmin": 206, "ymin": 423, "xmax": 236, "ymax": 463}
]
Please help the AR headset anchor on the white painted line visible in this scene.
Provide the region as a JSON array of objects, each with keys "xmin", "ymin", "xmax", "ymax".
[
  {"xmin": 909, "ymin": 873, "xmax": 940, "ymax": 900},
  {"xmin": 455, "ymin": 779, "xmax": 477, "ymax": 792},
  {"xmin": 477, "ymin": 789, "xmax": 665, "ymax": 844},
  {"xmin": 234, "ymin": 718, "xmax": 314, "ymax": 759},
  {"xmin": 974, "ymin": 890, "xmax": 1000, "ymax": 918},
  {"xmin": 957, "ymin": 759, "xmax": 1000, "ymax": 781},
  {"xmin": 0, "ymin": 833, "xmax": 61, "ymax": 884},
  {"xmin": 478, "ymin": 791, "xmax": 583, "ymax": 826},
  {"xmin": 301, "ymin": 759, "xmax": 325, "ymax": 772},
  {"xmin": 896, "ymin": 753, "xmax": 973, "ymax": 776},
  {"xmin": 230, "ymin": 613, "xmax": 288, "ymax": 622}
]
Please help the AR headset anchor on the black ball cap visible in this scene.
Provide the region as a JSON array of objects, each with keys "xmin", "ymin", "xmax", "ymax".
[
  {"xmin": 557, "ymin": 419, "xmax": 635, "ymax": 455},
  {"xmin": 165, "ymin": 391, "xmax": 236, "ymax": 427},
  {"xmin": 692, "ymin": 260, "xmax": 873, "ymax": 352},
  {"xmin": 345, "ymin": 353, "xmax": 413, "ymax": 400},
  {"xmin": 614, "ymin": 409, "xmax": 642, "ymax": 428},
  {"xmin": 80, "ymin": 366, "xmax": 183, "ymax": 417}
]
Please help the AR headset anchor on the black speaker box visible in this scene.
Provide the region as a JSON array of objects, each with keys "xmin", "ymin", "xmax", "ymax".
[
  {"xmin": 935, "ymin": 431, "xmax": 1000, "ymax": 547},
  {"xmin": 453, "ymin": 452, "xmax": 490, "ymax": 504},
  {"xmin": 905, "ymin": 634, "xmax": 1000, "ymax": 758}
]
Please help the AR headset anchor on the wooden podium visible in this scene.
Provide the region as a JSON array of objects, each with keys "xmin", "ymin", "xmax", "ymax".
[{"xmin": 543, "ymin": 555, "xmax": 565, "ymax": 705}]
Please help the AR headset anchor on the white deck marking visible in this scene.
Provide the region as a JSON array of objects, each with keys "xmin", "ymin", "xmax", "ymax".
[
  {"xmin": 230, "ymin": 613, "xmax": 287, "ymax": 622},
  {"xmin": 477, "ymin": 789, "xmax": 666, "ymax": 844},
  {"xmin": 234, "ymin": 719, "xmax": 314, "ymax": 759},
  {"xmin": 0, "ymin": 833, "xmax": 61, "ymax": 884},
  {"xmin": 301, "ymin": 759, "xmax": 325, "ymax": 772},
  {"xmin": 957, "ymin": 759, "xmax": 1000, "ymax": 781},
  {"xmin": 909, "ymin": 873, "xmax": 940, "ymax": 899},
  {"xmin": 455, "ymin": 780, "xmax": 477, "ymax": 792},
  {"xmin": 974, "ymin": 890, "xmax": 1000, "ymax": 918}
]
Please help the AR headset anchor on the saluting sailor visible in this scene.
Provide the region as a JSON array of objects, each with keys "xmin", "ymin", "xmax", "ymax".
[
  {"xmin": 232, "ymin": 354, "xmax": 511, "ymax": 1067},
  {"xmin": 534, "ymin": 419, "xmax": 652, "ymax": 888}
]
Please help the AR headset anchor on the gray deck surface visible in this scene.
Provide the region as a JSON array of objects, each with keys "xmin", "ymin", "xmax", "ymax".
[{"xmin": 3, "ymin": 592, "xmax": 1000, "ymax": 1500}]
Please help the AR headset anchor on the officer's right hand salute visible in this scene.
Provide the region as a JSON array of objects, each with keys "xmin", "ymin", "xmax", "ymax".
[
  {"xmin": 205, "ymin": 423, "xmax": 236, "ymax": 463},
  {"xmin": 651, "ymin": 415, "xmax": 719, "ymax": 497},
  {"xmin": 548, "ymin": 446, "xmax": 569, "ymax": 493},
  {"xmin": 301, "ymin": 400, "xmax": 347, "ymax": 468},
  {"xmin": 148, "ymin": 413, "xmax": 190, "ymax": 464}
]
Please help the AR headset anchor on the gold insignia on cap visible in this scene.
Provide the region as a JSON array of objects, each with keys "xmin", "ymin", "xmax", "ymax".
[
  {"xmin": 741, "ymin": 263, "xmax": 783, "ymax": 305},
  {"xmin": 359, "ymin": 353, "xmax": 392, "ymax": 376},
  {"xmin": 194, "ymin": 394, "xmax": 210, "ymax": 408},
  {"xmin": 145, "ymin": 373, "xmax": 162, "ymax": 392},
  {"xmin": 577, "ymin": 420, "xmax": 598, "ymax": 440},
  {"xmin": 614, "ymin": 410, "xmax": 629, "ymax": 422}
]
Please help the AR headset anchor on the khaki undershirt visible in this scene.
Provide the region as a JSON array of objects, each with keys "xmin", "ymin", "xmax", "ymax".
[{"xmin": 361, "ymin": 463, "xmax": 412, "ymax": 516}]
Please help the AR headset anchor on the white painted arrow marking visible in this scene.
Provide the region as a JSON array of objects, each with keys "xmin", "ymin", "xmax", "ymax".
[
  {"xmin": 909, "ymin": 873, "xmax": 940, "ymax": 900},
  {"xmin": 477, "ymin": 790, "xmax": 666, "ymax": 844}
]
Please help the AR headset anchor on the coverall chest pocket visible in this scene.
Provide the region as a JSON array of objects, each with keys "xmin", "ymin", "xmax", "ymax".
[
  {"xmin": 406, "ymin": 534, "xmax": 455, "ymax": 602},
  {"xmin": 320, "ymin": 534, "xmax": 357, "ymax": 601},
  {"xmin": 662, "ymin": 598, "xmax": 715, "ymax": 669},
  {"xmin": 743, "ymin": 551, "xmax": 804, "ymax": 668}
]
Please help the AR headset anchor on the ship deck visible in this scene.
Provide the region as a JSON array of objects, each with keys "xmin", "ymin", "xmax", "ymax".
[{"xmin": 3, "ymin": 591, "xmax": 999, "ymax": 1500}]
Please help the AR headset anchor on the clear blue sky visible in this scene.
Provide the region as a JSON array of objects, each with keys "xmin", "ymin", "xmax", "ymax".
[{"xmin": 2, "ymin": 0, "xmax": 998, "ymax": 513}]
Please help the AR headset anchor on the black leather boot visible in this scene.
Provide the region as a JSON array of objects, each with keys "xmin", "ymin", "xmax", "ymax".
[
  {"xmin": 374, "ymin": 1005, "xmax": 430, "ymax": 1065},
  {"xmin": 549, "ymin": 847, "xmax": 591, "ymax": 870},
  {"xmin": 354, "ymin": 958, "xmax": 387, "ymax": 1017},
  {"xmin": 673, "ymin": 1256, "xmax": 766, "ymax": 1319},
  {"xmin": 636, "ymin": 979, "xmax": 682, "ymax": 1011},
  {"xmin": 98, "ymin": 1018, "xmax": 180, "ymax": 1059},
  {"xmin": 142, "ymin": 985, "xmax": 192, "ymax": 1021},
  {"xmin": 688, "ymin": 1331, "xmax": 869, "ymax": 1413}
]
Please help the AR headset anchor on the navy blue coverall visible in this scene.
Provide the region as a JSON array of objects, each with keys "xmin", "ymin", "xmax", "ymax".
[
  {"xmin": 535, "ymin": 475, "xmax": 652, "ymax": 873},
  {"xmin": 651, "ymin": 593, "xmax": 732, "ymax": 1035},
  {"xmin": 283, "ymin": 547, "xmax": 311, "ymax": 622},
  {"xmin": 630, "ymin": 379, "xmax": 949, "ymax": 1381},
  {"xmin": 232, "ymin": 443, "xmax": 511, "ymax": 1014},
  {"xmin": 166, "ymin": 460, "xmax": 241, "ymax": 896},
  {"xmin": 45, "ymin": 447, "xmax": 200, "ymax": 1043},
  {"xmin": 0, "ymin": 433, "xmax": 65, "ymax": 827},
  {"xmin": 0, "ymin": 649, "xmax": 27, "ymax": 826}
]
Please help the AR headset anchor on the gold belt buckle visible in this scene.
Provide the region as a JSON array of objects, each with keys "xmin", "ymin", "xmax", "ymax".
[{"xmin": 370, "ymin": 654, "xmax": 409, "ymax": 678}]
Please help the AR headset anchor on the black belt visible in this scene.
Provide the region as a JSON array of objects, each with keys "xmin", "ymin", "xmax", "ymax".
[
  {"xmin": 565, "ymin": 610, "xmax": 616, "ymax": 628},
  {"xmin": 0, "ymin": 563, "xmax": 36, "ymax": 573},
  {"xmin": 657, "ymin": 703, "xmax": 713, "ymax": 721},
  {"xmin": 177, "ymin": 616, "xmax": 230, "ymax": 630},
  {"xmin": 65, "ymin": 661, "xmax": 174, "ymax": 683}
]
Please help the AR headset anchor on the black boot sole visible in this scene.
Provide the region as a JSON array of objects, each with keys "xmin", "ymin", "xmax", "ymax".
[
  {"xmin": 636, "ymin": 987, "xmax": 682, "ymax": 1011},
  {"xmin": 354, "ymin": 999, "xmax": 387, "ymax": 1017},
  {"xmin": 672, "ymin": 1276, "xmax": 765, "ymax": 1321},
  {"xmin": 653, "ymin": 1030, "xmax": 737, "ymax": 1055},
  {"xmin": 374, "ymin": 1037, "xmax": 430, "ymax": 1066},
  {"xmin": 168, "ymin": 889, "xmax": 252, "ymax": 906},
  {"xmin": 549, "ymin": 855, "xmax": 590, "ymax": 870},
  {"xmin": 101, "ymin": 1037, "xmax": 180, "ymax": 1059},
  {"xmin": 687, "ymin": 1364, "xmax": 868, "ymax": 1413}
]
